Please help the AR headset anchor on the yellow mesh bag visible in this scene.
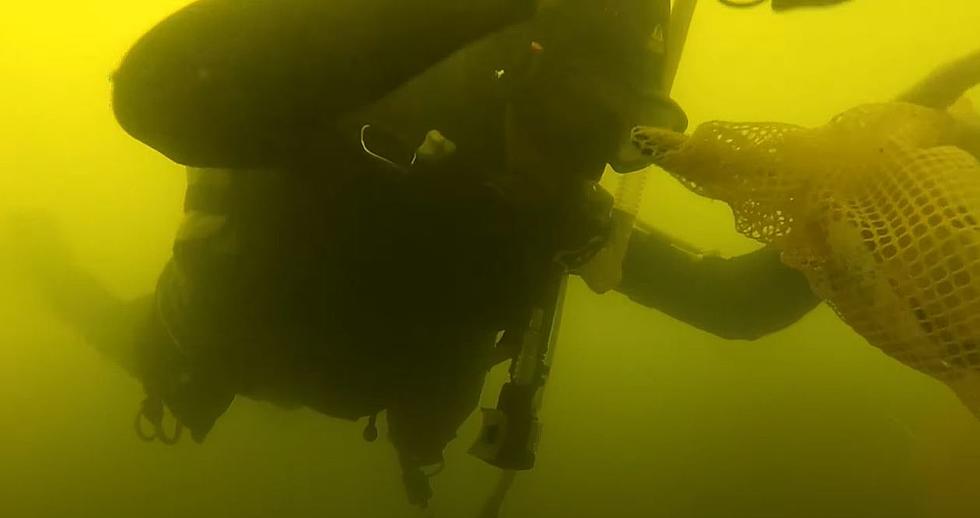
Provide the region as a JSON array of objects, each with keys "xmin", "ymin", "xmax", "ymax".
[{"xmin": 632, "ymin": 102, "xmax": 980, "ymax": 416}]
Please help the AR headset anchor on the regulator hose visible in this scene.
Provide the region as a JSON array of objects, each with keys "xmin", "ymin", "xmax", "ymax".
[{"xmin": 718, "ymin": 0, "xmax": 766, "ymax": 7}]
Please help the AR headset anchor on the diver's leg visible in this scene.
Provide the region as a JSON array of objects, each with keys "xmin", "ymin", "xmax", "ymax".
[
  {"xmin": 385, "ymin": 333, "xmax": 495, "ymax": 508},
  {"xmin": 4, "ymin": 213, "xmax": 147, "ymax": 375},
  {"xmin": 113, "ymin": 0, "xmax": 537, "ymax": 169},
  {"xmin": 35, "ymin": 275, "xmax": 150, "ymax": 378}
]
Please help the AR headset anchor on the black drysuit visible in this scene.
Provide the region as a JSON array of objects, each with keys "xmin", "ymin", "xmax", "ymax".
[{"xmin": 110, "ymin": 0, "xmax": 819, "ymax": 506}]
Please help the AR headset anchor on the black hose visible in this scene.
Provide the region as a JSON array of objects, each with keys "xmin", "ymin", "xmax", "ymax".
[
  {"xmin": 719, "ymin": 0, "xmax": 854, "ymax": 10},
  {"xmin": 718, "ymin": 0, "xmax": 767, "ymax": 8}
]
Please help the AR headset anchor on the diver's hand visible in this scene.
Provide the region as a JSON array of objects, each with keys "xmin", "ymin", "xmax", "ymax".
[
  {"xmin": 575, "ymin": 209, "xmax": 634, "ymax": 293},
  {"xmin": 951, "ymin": 96, "xmax": 980, "ymax": 160}
]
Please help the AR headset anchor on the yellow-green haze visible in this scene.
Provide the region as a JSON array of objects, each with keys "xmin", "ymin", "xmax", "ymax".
[{"xmin": 1, "ymin": 1, "xmax": 979, "ymax": 517}]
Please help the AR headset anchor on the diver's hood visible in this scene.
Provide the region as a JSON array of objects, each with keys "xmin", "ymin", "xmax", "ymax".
[{"xmin": 528, "ymin": 0, "xmax": 688, "ymax": 174}]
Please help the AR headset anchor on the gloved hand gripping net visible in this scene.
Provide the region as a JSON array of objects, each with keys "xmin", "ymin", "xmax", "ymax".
[{"xmin": 632, "ymin": 102, "xmax": 980, "ymax": 416}]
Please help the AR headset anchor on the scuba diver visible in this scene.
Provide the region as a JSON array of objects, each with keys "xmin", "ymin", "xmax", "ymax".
[{"xmin": 12, "ymin": 0, "xmax": 854, "ymax": 508}]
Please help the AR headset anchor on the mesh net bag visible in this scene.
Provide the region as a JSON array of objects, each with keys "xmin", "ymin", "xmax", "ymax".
[{"xmin": 632, "ymin": 102, "xmax": 980, "ymax": 416}]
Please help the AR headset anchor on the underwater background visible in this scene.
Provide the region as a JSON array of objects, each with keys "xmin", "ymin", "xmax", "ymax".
[{"xmin": 2, "ymin": 1, "xmax": 980, "ymax": 517}]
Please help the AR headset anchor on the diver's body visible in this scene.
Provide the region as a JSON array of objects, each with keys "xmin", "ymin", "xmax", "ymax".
[{"xmin": 38, "ymin": 0, "xmax": 819, "ymax": 507}]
